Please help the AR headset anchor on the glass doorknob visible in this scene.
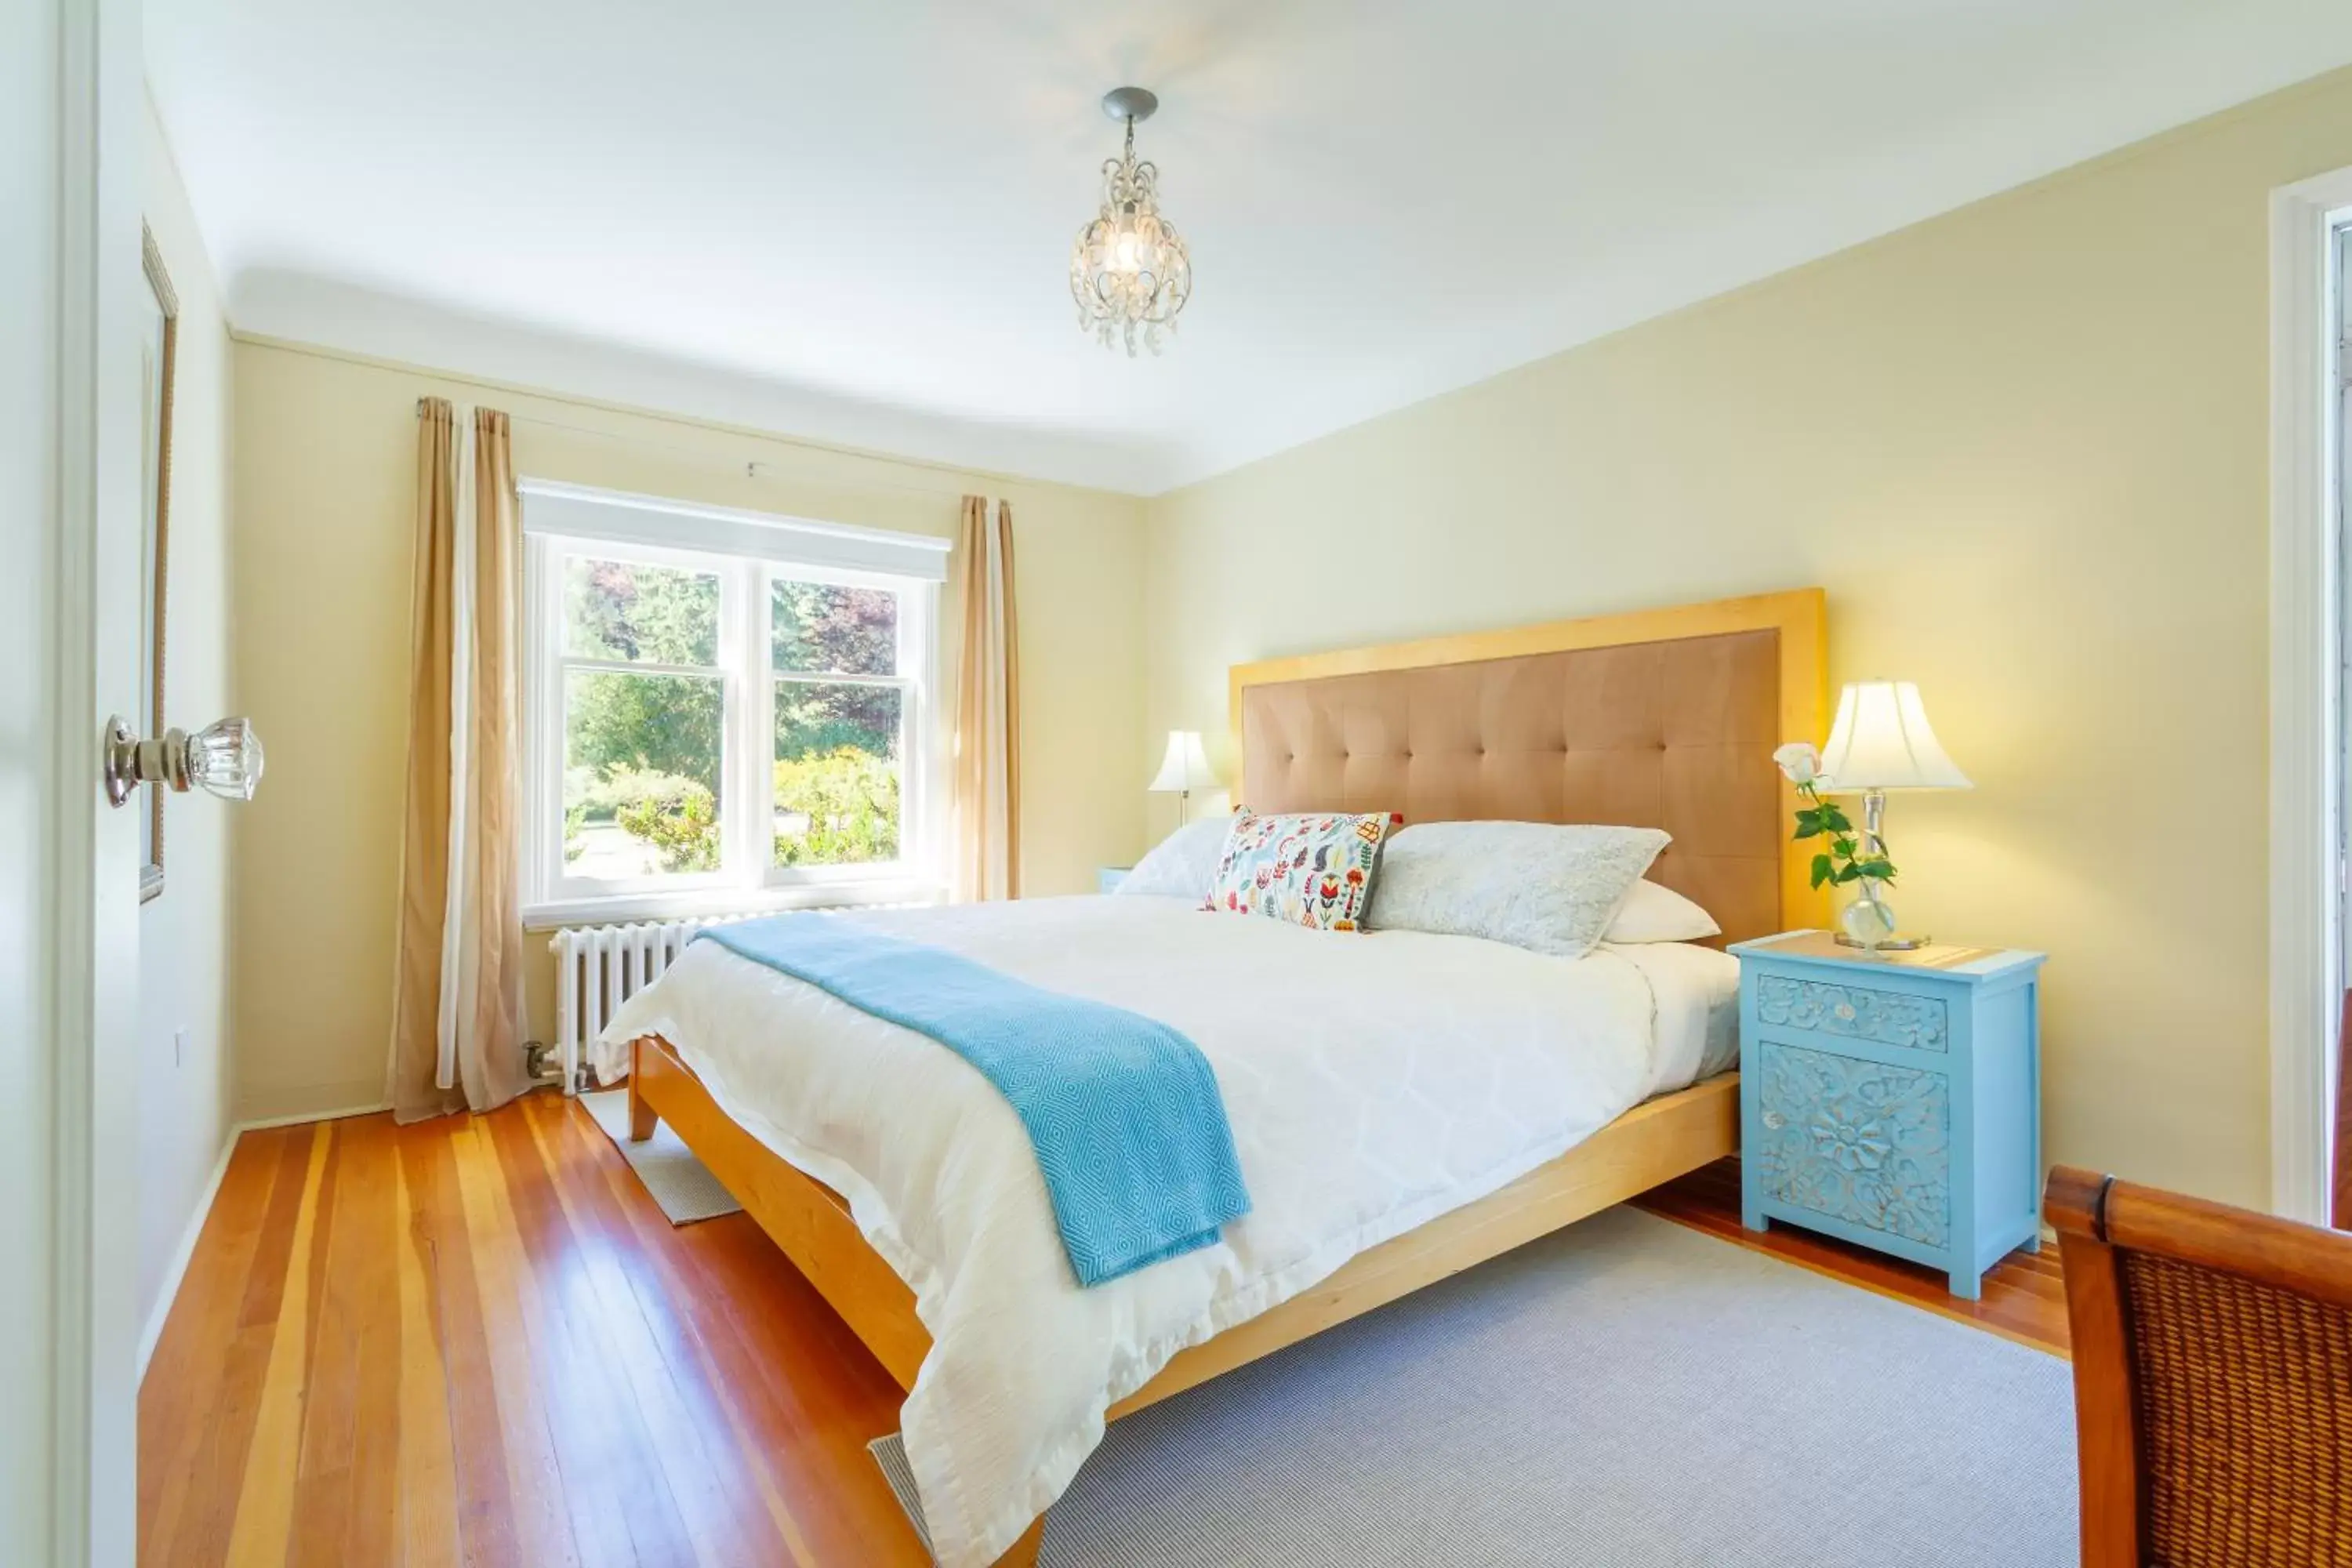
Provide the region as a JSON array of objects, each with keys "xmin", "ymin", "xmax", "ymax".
[{"xmin": 104, "ymin": 714, "xmax": 264, "ymax": 806}]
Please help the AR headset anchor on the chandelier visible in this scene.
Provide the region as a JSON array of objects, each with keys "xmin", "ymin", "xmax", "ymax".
[{"xmin": 1070, "ymin": 87, "xmax": 1192, "ymax": 357}]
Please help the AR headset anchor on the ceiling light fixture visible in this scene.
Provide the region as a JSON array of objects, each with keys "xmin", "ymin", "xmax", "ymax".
[{"xmin": 1070, "ymin": 86, "xmax": 1192, "ymax": 358}]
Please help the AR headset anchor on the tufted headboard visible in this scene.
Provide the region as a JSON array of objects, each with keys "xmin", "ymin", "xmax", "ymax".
[{"xmin": 1227, "ymin": 590, "xmax": 1829, "ymax": 946}]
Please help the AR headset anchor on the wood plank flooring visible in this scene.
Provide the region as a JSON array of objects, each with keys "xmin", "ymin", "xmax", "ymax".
[
  {"xmin": 140, "ymin": 1097, "xmax": 2066, "ymax": 1566},
  {"xmin": 140, "ymin": 1094, "xmax": 928, "ymax": 1568},
  {"xmin": 1632, "ymin": 1156, "xmax": 2069, "ymax": 1353}
]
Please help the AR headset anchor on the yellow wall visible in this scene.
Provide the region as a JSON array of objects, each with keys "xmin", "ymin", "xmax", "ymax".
[
  {"xmin": 230, "ymin": 341, "xmax": 1148, "ymax": 1120},
  {"xmin": 139, "ymin": 96, "xmax": 237, "ymax": 1347},
  {"xmin": 1146, "ymin": 67, "xmax": 2352, "ymax": 1209}
]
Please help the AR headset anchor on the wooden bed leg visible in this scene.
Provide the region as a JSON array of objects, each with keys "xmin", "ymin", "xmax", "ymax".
[
  {"xmin": 990, "ymin": 1517, "xmax": 1044, "ymax": 1567},
  {"xmin": 627, "ymin": 1038, "xmax": 659, "ymax": 1142}
]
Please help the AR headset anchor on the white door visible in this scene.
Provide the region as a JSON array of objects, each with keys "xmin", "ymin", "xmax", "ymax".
[{"xmin": 2, "ymin": 0, "xmax": 148, "ymax": 1563}]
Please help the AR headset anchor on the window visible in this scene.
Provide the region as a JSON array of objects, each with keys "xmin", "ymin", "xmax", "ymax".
[{"xmin": 521, "ymin": 482, "xmax": 947, "ymax": 922}]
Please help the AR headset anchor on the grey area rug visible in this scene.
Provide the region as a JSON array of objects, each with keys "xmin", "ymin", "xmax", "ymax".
[
  {"xmin": 873, "ymin": 1207, "xmax": 2075, "ymax": 1566},
  {"xmin": 579, "ymin": 1088, "xmax": 745, "ymax": 1224}
]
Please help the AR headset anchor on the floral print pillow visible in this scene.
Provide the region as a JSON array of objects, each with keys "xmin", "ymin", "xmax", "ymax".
[{"xmin": 1207, "ymin": 809, "xmax": 1401, "ymax": 931}]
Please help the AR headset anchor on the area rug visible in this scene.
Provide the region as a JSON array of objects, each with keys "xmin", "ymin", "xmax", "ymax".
[
  {"xmin": 873, "ymin": 1206, "xmax": 2075, "ymax": 1566},
  {"xmin": 579, "ymin": 1089, "xmax": 745, "ymax": 1224}
]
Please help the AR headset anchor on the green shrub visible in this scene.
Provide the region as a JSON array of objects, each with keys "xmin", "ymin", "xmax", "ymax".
[
  {"xmin": 581, "ymin": 752, "xmax": 898, "ymax": 873},
  {"xmin": 774, "ymin": 747, "xmax": 899, "ymax": 866},
  {"xmin": 608, "ymin": 769, "xmax": 720, "ymax": 873}
]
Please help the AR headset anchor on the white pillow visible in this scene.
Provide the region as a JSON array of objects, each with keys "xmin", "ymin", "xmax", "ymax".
[
  {"xmin": 1603, "ymin": 878, "xmax": 1722, "ymax": 944},
  {"xmin": 1113, "ymin": 818, "xmax": 1229, "ymax": 900},
  {"xmin": 1363, "ymin": 821, "xmax": 1671, "ymax": 958}
]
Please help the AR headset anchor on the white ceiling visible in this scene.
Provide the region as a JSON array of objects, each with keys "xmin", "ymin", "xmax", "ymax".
[{"xmin": 147, "ymin": 1, "xmax": 2352, "ymax": 495}]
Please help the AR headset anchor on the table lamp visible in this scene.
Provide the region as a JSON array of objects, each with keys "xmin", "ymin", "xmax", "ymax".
[
  {"xmin": 1148, "ymin": 730, "xmax": 1219, "ymax": 825},
  {"xmin": 1817, "ymin": 681, "xmax": 1971, "ymax": 950}
]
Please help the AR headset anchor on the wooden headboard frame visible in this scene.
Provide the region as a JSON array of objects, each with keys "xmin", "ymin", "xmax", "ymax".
[{"xmin": 1227, "ymin": 588, "xmax": 1832, "ymax": 942}]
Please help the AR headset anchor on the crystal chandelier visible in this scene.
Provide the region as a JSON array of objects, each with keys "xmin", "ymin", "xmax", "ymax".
[{"xmin": 1070, "ymin": 87, "xmax": 1192, "ymax": 357}]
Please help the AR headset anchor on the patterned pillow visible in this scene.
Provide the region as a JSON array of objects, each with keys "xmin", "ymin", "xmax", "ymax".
[{"xmin": 1208, "ymin": 809, "xmax": 1400, "ymax": 931}]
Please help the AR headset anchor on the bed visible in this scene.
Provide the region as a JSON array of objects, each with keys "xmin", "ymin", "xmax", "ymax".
[{"xmin": 604, "ymin": 588, "xmax": 1829, "ymax": 1566}]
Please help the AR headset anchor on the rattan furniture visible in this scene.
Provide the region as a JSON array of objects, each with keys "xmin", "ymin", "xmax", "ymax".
[{"xmin": 2046, "ymin": 1165, "xmax": 2352, "ymax": 1568}]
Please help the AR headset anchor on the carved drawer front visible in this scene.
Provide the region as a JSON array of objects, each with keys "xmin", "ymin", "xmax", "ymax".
[
  {"xmin": 1754, "ymin": 974, "xmax": 1947, "ymax": 1052},
  {"xmin": 1755, "ymin": 1041, "xmax": 1951, "ymax": 1250}
]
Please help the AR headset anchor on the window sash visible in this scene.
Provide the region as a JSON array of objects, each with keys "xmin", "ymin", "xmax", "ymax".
[
  {"xmin": 759, "ymin": 562, "xmax": 927, "ymax": 887},
  {"xmin": 560, "ymin": 655, "xmax": 723, "ymax": 681},
  {"xmin": 523, "ymin": 528, "xmax": 935, "ymax": 918},
  {"xmin": 535, "ymin": 536, "xmax": 745, "ymax": 904}
]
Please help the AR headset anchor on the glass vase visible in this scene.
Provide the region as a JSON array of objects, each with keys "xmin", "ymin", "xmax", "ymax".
[{"xmin": 1837, "ymin": 887, "xmax": 1900, "ymax": 951}]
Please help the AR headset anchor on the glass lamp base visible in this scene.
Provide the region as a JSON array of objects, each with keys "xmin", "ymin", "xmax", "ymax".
[{"xmin": 1835, "ymin": 889, "xmax": 1912, "ymax": 952}]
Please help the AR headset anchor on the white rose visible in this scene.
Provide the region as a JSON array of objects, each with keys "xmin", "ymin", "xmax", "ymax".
[{"xmin": 1773, "ymin": 742, "xmax": 1824, "ymax": 787}]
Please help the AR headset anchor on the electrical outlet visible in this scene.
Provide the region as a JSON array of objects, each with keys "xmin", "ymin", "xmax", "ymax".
[{"xmin": 173, "ymin": 1027, "xmax": 188, "ymax": 1069}]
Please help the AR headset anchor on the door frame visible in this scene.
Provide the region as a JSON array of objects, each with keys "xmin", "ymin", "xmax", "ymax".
[{"xmin": 2270, "ymin": 164, "xmax": 2352, "ymax": 1225}]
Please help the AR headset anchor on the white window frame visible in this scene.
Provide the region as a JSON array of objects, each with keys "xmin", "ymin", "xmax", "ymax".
[
  {"xmin": 2269, "ymin": 165, "xmax": 2352, "ymax": 1224},
  {"xmin": 519, "ymin": 481, "xmax": 949, "ymax": 927}
]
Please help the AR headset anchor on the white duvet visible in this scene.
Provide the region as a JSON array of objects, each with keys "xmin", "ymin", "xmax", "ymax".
[{"xmin": 591, "ymin": 895, "xmax": 1735, "ymax": 1568}]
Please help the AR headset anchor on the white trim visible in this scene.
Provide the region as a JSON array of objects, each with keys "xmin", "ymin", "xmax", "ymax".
[
  {"xmin": 134, "ymin": 1135, "xmax": 234, "ymax": 1382},
  {"xmin": 517, "ymin": 477, "xmax": 952, "ymax": 582},
  {"xmin": 235, "ymin": 1102, "xmax": 394, "ymax": 1132},
  {"xmin": 521, "ymin": 880, "xmax": 939, "ymax": 932},
  {"xmin": 2270, "ymin": 164, "xmax": 2352, "ymax": 1224}
]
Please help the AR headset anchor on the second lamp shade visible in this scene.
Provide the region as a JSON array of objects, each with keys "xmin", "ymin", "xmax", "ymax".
[{"xmin": 1148, "ymin": 730, "xmax": 1218, "ymax": 793}]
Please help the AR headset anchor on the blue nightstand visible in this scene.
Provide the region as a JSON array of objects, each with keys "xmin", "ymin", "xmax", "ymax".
[
  {"xmin": 1097, "ymin": 866, "xmax": 1131, "ymax": 894},
  {"xmin": 1730, "ymin": 931, "xmax": 2045, "ymax": 1299}
]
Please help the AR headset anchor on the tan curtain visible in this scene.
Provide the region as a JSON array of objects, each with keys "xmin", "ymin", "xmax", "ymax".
[
  {"xmin": 951, "ymin": 495, "xmax": 1021, "ymax": 902},
  {"xmin": 387, "ymin": 401, "xmax": 531, "ymax": 1121}
]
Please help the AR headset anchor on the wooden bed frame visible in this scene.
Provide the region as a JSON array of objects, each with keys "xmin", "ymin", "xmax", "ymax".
[{"xmin": 626, "ymin": 588, "xmax": 1829, "ymax": 1566}]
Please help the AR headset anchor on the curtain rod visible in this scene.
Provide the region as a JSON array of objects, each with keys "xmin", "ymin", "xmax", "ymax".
[{"xmin": 416, "ymin": 396, "xmax": 981, "ymax": 504}]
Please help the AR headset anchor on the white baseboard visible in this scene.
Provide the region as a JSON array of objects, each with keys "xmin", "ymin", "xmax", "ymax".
[
  {"xmin": 136, "ymin": 1134, "xmax": 235, "ymax": 1383},
  {"xmin": 236, "ymin": 1099, "xmax": 390, "ymax": 1132},
  {"xmin": 135, "ymin": 1098, "xmax": 394, "ymax": 1385}
]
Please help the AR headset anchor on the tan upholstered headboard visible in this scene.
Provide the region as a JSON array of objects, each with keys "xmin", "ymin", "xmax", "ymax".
[{"xmin": 1228, "ymin": 591, "xmax": 1829, "ymax": 945}]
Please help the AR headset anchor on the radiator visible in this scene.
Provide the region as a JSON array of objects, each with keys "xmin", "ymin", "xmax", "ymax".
[{"xmin": 548, "ymin": 915, "xmax": 757, "ymax": 1094}]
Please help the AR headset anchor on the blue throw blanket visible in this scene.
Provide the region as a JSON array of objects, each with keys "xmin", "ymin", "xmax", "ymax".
[{"xmin": 695, "ymin": 915, "xmax": 1251, "ymax": 1287}]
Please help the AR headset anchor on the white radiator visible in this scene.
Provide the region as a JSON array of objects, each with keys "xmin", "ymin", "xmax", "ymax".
[{"xmin": 548, "ymin": 915, "xmax": 755, "ymax": 1094}]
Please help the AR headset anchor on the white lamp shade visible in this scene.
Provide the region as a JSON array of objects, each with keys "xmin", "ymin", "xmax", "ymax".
[
  {"xmin": 1148, "ymin": 730, "xmax": 1218, "ymax": 793},
  {"xmin": 1818, "ymin": 681, "xmax": 1972, "ymax": 793}
]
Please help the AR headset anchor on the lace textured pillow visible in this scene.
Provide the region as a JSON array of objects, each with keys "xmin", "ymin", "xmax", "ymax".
[
  {"xmin": 1116, "ymin": 818, "xmax": 1230, "ymax": 900},
  {"xmin": 1365, "ymin": 821, "xmax": 1672, "ymax": 958},
  {"xmin": 1208, "ymin": 810, "xmax": 1400, "ymax": 931}
]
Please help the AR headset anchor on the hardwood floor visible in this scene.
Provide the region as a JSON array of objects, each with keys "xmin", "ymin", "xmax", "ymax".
[
  {"xmin": 1632, "ymin": 1156, "xmax": 2070, "ymax": 1354},
  {"xmin": 139, "ymin": 1093, "xmax": 928, "ymax": 1568},
  {"xmin": 140, "ymin": 1098, "xmax": 2066, "ymax": 1566}
]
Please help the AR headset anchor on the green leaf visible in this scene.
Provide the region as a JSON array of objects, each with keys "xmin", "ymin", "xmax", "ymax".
[
  {"xmin": 1854, "ymin": 857, "xmax": 1897, "ymax": 883},
  {"xmin": 1809, "ymin": 853, "xmax": 1833, "ymax": 890},
  {"xmin": 1819, "ymin": 804, "xmax": 1853, "ymax": 833},
  {"xmin": 1831, "ymin": 836, "xmax": 1857, "ymax": 858},
  {"xmin": 1793, "ymin": 820, "xmax": 1823, "ymax": 840},
  {"xmin": 1832, "ymin": 864, "xmax": 1863, "ymax": 884}
]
